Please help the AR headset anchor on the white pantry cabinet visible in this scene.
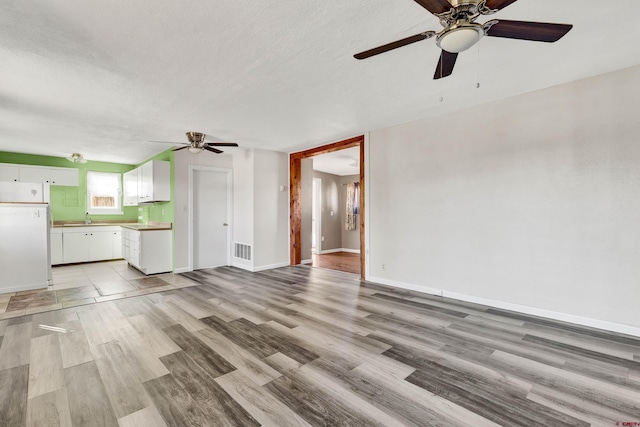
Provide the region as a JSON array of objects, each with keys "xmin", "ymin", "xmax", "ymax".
[{"xmin": 121, "ymin": 227, "xmax": 171, "ymax": 274}]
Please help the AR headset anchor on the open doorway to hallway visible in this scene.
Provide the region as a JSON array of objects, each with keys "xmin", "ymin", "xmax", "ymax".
[
  {"xmin": 309, "ymin": 147, "xmax": 361, "ymax": 275},
  {"xmin": 290, "ymin": 135, "xmax": 365, "ymax": 279}
]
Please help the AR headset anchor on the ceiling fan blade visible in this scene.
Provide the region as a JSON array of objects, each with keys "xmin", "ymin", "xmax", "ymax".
[
  {"xmin": 486, "ymin": 20, "xmax": 573, "ymax": 42},
  {"xmin": 150, "ymin": 140, "xmax": 189, "ymax": 145},
  {"xmin": 354, "ymin": 31, "xmax": 436, "ymax": 60},
  {"xmin": 433, "ymin": 50, "xmax": 458, "ymax": 80},
  {"xmin": 483, "ymin": 0, "xmax": 519, "ymax": 11},
  {"xmin": 413, "ymin": 0, "xmax": 452, "ymax": 15},
  {"xmin": 203, "ymin": 146, "xmax": 223, "ymax": 154},
  {"xmin": 173, "ymin": 145, "xmax": 192, "ymax": 151},
  {"xmin": 205, "ymin": 142, "xmax": 239, "ymax": 147}
]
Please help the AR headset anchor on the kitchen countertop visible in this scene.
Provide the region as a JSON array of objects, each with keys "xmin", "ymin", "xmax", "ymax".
[
  {"xmin": 53, "ymin": 221, "xmax": 171, "ymax": 231},
  {"xmin": 121, "ymin": 222, "xmax": 172, "ymax": 231}
]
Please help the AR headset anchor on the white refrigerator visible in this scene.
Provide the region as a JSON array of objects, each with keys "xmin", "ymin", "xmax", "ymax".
[{"xmin": 0, "ymin": 182, "xmax": 52, "ymax": 293}]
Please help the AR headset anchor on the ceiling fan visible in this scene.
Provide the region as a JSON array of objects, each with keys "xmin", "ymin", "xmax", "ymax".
[
  {"xmin": 151, "ymin": 132, "xmax": 239, "ymax": 154},
  {"xmin": 354, "ymin": 0, "xmax": 573, "ymax": 79}
]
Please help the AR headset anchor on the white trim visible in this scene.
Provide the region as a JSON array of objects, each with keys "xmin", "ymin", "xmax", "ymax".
[
  {"xmin": 442, "ymin": 291, "xmax": 640, "ymax": 338},
  {"xmin": 367, "ymin": 277, "xmax": 640, "ymax": 338},
  {"xmin": 301, "ymin": 259, "xmax": 313, "ymax": 265},
  {"xmin": 363, "ymin": 132, "xmax": 370, "ymax": 281},
  {"xmin": 312, "ymin": 177, "xmax": 322, "ymax": 253},
  {"xmin": 173, "ymin": 267, "xmax": 191, "ymax": 274},
  {"xmin": 231, "ymin": 261, "xmax": 289, "ymax": 272},
  {"xmin": 1, "ymin": 282, "xmax": 50, "ymax": 294},
  {"xmin": 341, "ymin": 248, "xmax": 360, "ymax": 254},
  {"xmin": 368, "ymin": 276, "xmax": 443, "ymax": 297},
  {"xmin": 317, "ymin": 248, "xmax": 360, "ymax": 254},
  {"xmin": 189, "ymin": 166, "xmax": 233, "ymax": 271}
]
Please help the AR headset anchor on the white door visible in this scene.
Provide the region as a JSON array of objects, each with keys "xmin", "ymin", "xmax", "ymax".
[{"xmin": 192, "ymin": 167, "xmax": 230, "ymax": 269}]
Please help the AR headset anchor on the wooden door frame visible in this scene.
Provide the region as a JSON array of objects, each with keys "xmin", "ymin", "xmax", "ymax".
[{"xmin": 289, "ymin": 135, "xmax": 365, "ymax": 279}]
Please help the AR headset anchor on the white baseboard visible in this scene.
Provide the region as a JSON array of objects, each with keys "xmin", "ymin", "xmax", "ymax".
[
  {"xmin": 301, "ymin": 259, "xmax": 313, "ymax": 265},
  {"xmin": 341, "ymin": 248, "xmax": 361, "ymax": 254},
  {"xmin": 367, "ymin": 277, "xmax": 640, "ymax": 338},
  {"xmin": 367, "ymin": 276, "xmax": 443, "ymax": 297},
  {"xmin": 173, "ymin": 267, "xmax": 191, "ymax": 274},
  {"xmin": 253, "ymin": 262, "xmax": 290, "ymax": 272},
  {"xmin": 317, "ymin": 248, "xmax": 361, "ymax": 255},
  {"xmin": 232, "ymin": 261, "xmax": 289, "ymax": 272}
]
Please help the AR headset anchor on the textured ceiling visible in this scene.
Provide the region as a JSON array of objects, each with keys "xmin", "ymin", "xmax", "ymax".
[
  {"xmin": 313, "ymin": 146, "xmax": 360, "ymax": 176},
  {"xmin": 1, "ymin": 0, "xmax": 640, "ymax": 165}
]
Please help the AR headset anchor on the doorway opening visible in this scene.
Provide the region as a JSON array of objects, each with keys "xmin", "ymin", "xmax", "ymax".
[{"xmin": 289, "ymin": 135, "xmax": 365, "ymax": 279}]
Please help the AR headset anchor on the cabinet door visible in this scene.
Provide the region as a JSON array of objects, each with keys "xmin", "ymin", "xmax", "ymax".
[
  {"xmin": 50, "ymin": 168, "xmax": 79, "ymax": 186},
  {"xmin": 138, "ymin": 162, "xmax": 152, "ymax": 203},
  {"xmin": 112, "ymin": 230, "xmax": 122, "ymax": 259},
  {"xmin": 63, "ymin": 233, "xmax": 90, "ymax": 263},
  {"xmin": 150, "ymin": 160, "xmax": 171, "ymax": 202},
  {"xmin": 19, "ymin": 167, "xmax": 51, "ymax": 183},
  {"xmin": 50, "ymin": 232, "xmax": 63, "ymax": 265},
  {"xmin": 123, "ymin": 169, "xmax": 139, "ymax": 206},
  {"xmin": 0, "ymin": 164, "xmax": 20, "ymax": 182},
  {"xmin": 88, "ymin": 231, "xmax": 114, "ymax": 262}
]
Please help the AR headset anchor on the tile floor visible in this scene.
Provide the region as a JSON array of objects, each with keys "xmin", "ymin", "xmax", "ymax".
[{"xmin": 0, "ymin": 260, "xmax": 198, "ymax": 319}]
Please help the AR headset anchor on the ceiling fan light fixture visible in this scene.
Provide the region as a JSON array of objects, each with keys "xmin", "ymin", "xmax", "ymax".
[
  {"xmin": 437, "ymin": 24, "xmax": 484, "ymax": 53},
  {"xmin": 188, "ymin": 147, "xmax": 202, "ymax": 154},
  {"xmin": 66, "ymin": 153, "xmax": 87, "ymax": 163}
]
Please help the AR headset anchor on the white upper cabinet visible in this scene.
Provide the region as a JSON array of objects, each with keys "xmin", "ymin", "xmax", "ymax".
[
  {"xmin": 49, "ymin": 168, "xmax": 79, "ymax": 186},
  {"xmin": 123, "ymin": 169, "xmax": 139, "ymax": 206},
  {"xmin": 19, "ymin": 167, "xmax": 51, "ymax": 183},
  {"xmin": 0, "ymin": 164, "xmax": 20, "ymax": 182},
  {"xmin": 0, "ymin": 163, "xmax": 79, "ymax": 186},
  {"xmin": 137, "ymin": 160, "xmax": 170, "ymax": 204}
]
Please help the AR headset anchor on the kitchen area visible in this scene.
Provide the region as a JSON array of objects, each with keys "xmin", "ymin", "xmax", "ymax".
[{"xmin": 0, "ymin": 158, "xmax": 194, "ymax": 317}]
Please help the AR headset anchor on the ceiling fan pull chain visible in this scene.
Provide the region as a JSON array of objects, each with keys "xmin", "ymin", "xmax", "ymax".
[{"xmin": 476, "ymin": 41, "xmax": 481, "ymax": 89}]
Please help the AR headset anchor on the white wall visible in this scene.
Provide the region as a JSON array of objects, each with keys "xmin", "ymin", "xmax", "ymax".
[
  {"xmin": 253, "ymin": 149, "xmax": 289, "ymax": 269},
  {"xmin": 173, "ymin": 150, "xmax": 233, "ymax": 271},
  {"xmin": 369, "ymin": 64, "xmax": 640, "ymax": 332},
  {"xmin": 232, "ymin": 149, "xmax": 255, "ymax": 270}
]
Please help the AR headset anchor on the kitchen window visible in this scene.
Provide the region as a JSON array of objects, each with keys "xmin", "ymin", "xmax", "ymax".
[{"xmin": 86, "ymin": 171, "xmax": 123, "ymax": 215}]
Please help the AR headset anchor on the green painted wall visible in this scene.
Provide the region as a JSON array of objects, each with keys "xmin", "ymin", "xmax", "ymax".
[
  {"xmin": 135, "ymin": 148, "xmax": 174, "ymax": 225},
  {"xmin": 0, "ymin": 151, "xmax": 138, "ymax": 222}
]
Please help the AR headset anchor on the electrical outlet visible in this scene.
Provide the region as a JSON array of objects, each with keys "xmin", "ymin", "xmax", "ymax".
[
  {"xmin": 321, "ymin": 236, "xmax": 325, "ymax": 242},
  {"xmin": 161, "ymin": 208, "xmax": 164, "ymax": 216},
  {"xmin": 381, "ymin": 264, "xmax": 386, "ymax": 271}
]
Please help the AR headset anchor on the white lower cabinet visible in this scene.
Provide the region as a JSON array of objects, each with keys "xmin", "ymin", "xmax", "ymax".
[
  {"xmin": 60, "ymin": 226, "xmax": 123, "ymax": 264},
  {"xmin": 121, "ymin": 228, "xmax": 171, "ymax": 275},
  {"xmin": 50, "ymin": 229, "xmax": 63, "ymax": 265}
]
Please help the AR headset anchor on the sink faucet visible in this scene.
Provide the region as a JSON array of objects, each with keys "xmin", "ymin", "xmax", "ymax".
[{"xmin": 85, "ymin": 212, "xmax": 92, "ymax": 224}]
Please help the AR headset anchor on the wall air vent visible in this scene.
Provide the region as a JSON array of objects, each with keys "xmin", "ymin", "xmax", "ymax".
[{"xmin": 234, "ymin": 242, "xmax": 252, "ymax": 261}]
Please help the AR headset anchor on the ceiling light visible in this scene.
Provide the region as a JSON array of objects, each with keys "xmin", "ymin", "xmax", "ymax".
[
  {"xmin": 66, "ymin": 153, "xmax": 87, "ymax": 163},
  {"xmin": 188, "ymin": 147, "xmax": 202, "ymax": 154},
  {"xmin": 436, "ymin": 23, "xmax": 484, "ymax": 53}
]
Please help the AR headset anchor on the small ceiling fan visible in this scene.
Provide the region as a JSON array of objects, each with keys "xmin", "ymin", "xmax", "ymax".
[
  {"xmin": 151, "ymin": 132, "xmax": 239, "ymax": 154},
  {"xmin": 354, "ymin": 0, "xmax": 572, "ymax": 79}
]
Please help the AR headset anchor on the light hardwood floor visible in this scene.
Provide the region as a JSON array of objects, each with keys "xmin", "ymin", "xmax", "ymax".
[
  {"xmin": 312, "ymin": 251, "xmax": 360, "ymax": 275},
  {"xmin": 1, "ymin": 265, "xmax": 639, "ymax": 426}
]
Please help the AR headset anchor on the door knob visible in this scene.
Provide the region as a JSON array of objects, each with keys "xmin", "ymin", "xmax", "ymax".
[{"xmin": 223, "ymin": 223, "xmax": 228, "ymax": 226}]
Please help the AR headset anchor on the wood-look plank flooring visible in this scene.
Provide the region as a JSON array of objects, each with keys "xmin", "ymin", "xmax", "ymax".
[
  {"xmin": 1, "ymin": 265, "xmax": 639, "ymax": 426},
  {"xmin": 312, "ymin": 251, "xmax": 360, "ymax": 275}
]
